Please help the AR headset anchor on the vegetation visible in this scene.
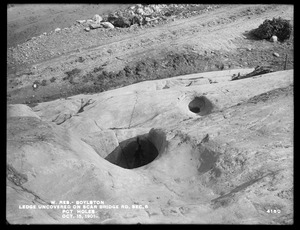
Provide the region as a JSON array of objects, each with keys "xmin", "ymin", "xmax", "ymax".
[
  {"xmin": 50, "ymin": 77, "xmax": 56, "ymax": 83},
  {"xmin": 252, "ymin": 17, "xmax": 292, "ymax": 41},
  {"xmin": 64, "ymin": 68, "xmax": 81, "ymax": 80},
  {"xmin": 41, "ymin": 79, "xmax": 47, "ymax": 86}
]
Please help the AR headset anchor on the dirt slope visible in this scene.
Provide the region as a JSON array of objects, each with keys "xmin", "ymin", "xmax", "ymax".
[{"xmin": 7, "ymin": 4, "xmax": 293, "ymax": 106}]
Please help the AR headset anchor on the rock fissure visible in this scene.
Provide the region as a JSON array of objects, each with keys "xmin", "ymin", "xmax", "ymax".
[
  {"xmin": 7, "ymin": 165, "xmax": 50, "ymax": 205},
  {"xmin": 77, "ymin": 98, "xmax": 95, "ymax": 114},
  {"xmin": 128, "ymin": 92, "xmax": 139, "ymax": 129}
]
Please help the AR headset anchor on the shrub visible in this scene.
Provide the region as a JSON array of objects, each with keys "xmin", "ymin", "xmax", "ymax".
[
  {"xmin": 41, "ymin": 79, "xmax": 47, "ymax": 86},
  {"xmin": 116, "ymin": 70, "xmax": 126, "ymax": 78},
  {"xmin": 63, "ymin": 68, "xmax": 81, "ymax": 83},
  {"xmin": 101, "ymin": 70, "xmax": 108, "ymax": 77},
  {"xmin": 124, "ymin": 65, "xmax": 132, "ymax": 74},
  {"xmin": 93, "ymin": 66, "xmax": 104, "ymax": 73},
  {"xmin": 252, "ymin": 17, "xmax": 292, "ymax": 41},
  {"xmin": 77, "ymin": 57, "xmax": 85, "ymax": 63},
  {"xmin": 107, "ymin": 72, "xmax": 117, "ymax": 79},
  {"xmin": 65, "ymin": 68, "xmax": 81, "ymax": 78}
]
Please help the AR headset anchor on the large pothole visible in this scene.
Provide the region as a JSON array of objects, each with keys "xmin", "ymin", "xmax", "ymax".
[
  {"xmin": 188, "ymin": 96, "xmax": 213, "ymax": 116},
  {"xmin": 105, "ymin": 129, "xmax": 167, "ymax": 169}
]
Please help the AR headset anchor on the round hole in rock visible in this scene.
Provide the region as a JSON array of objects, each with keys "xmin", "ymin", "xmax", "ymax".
[
  {"xmin": 105, "ymin": 134, "xmax": 160, "ymax": 169},
  {"xmin": 188, "ymin": 96, "xmax": 213, "ymax": 116}
]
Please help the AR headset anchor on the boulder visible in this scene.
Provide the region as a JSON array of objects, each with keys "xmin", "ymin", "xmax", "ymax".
[
  {"xmin": 76, "ymin": 20, "xmax": 86, "ymax": 24},
  {"xmin": 54, "ymin": 28, "xmax": 61, "ymax": 32},
  {"xmin": 151, "ymin": 5, "xmax": 162, "ymax": 13},
  {"xmin": 89, "ymin": 23, "xmax": 103, "ymax": 29},
  {"xmin": 92, "ymin": 14, "xmax": 103, "ymax": 24},
  {"xmin": 101, "ymin": 22, "xmax": 115, "ymax": 29},
  {"xmin": 143, "ymin": 6, "xmax": 154, "ymax": 15},
  {"xmin": 136, "ymin": 8, "xmax": 145, "ymax": 15},
  {"xmin": 270, "ymin": 35, "xmax": 278, "ymax": 42},
  {"xmin": 86, "ymin": 19, "xmax": 94, "ymax": 24},
  {"xmin": 145, "ymin": 17, "xmax": 152, "ymax": 22}
]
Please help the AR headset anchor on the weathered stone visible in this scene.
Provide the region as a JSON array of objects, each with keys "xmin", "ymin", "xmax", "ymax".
[
  {"xmin": 92, "ymin": 14, "xmax": 103, "ymax": 24},
  {"xmin": 143, "ymin": 6, "xmax": 154, "ymax": 15},
  {"xmin": 76, "ymin": 19, "xmax": 86, "ymax": 24},
  {"xmin": 136, "ymin": 8, "xmax": 145, "ymax": 15},
  {"xmin": 101, "ymin": 22, "xmax": 115, "ymax": 29},
  {"xmin": 145, "ymin": 17, "xmax": 151, "ymax": 22},
  {"xmin": 89, "ymin": 23, "xmax": 102, "ymax": 29},
  {"xmin": 270, "ymin": 35, "xmax": 278, "ymax": 42},
  {"xmin": 131, "ymin": 15, "xmax": 143, "ymax": 26},
  {"xmin": 86, "ymin": 19, "xmax": 94, "ymax": 24}
]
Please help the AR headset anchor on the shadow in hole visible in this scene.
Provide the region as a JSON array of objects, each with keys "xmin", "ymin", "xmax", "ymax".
[
  {"xmin": 105, "ymin": 135, "xmax": 159, "ymax": 169},
  {"xmin": 188, "ymin": 96, "xmax": 213, "ymax": 116}
]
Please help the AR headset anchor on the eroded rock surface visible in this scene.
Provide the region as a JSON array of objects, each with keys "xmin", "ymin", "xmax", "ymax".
[{"xmin": 7, "ymin": 69, "xmax": 293, "ymax": 224}]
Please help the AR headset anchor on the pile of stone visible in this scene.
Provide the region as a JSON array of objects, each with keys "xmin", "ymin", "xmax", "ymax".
[
  {"xmin": 77, "ymin": 4, "xmax": 218, "ymax": 31},
  {"xmin": 76, "ymin": 14, "xmax": 115, "ymax": 32}
]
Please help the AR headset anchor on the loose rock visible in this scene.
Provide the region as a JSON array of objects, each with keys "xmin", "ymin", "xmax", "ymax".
[
  {"xmin": 92, "ymin": 14, "xmax": 103, "ymax": 24},
  {"xmin": 101, "ymin": 22, "xmax": 115, "ymax": 29},
  {"xmin": 89, "ymin": 23, "xmax": 102, "ymax": 29},
  {"xmin": 86, "ymin": 19, "xmax": 94, "ymax": 24},
  {"xmin": 270, "ymin": 35, "xmax": 278, "ymax": 42},
  {"xmin": 136, "ymin": 8, "xmax": 145, "ymax": 15},
  {"xmin": 76, "ymin": 20, "xmax": 86, "ymax": 24}
]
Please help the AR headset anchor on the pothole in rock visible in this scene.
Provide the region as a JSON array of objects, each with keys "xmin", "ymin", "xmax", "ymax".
[
  {"xmin": 188, "ymin": 96, "xmax": 213, "ymax": 116},
  {"xmin": 105, "ymin": 129, "xmax": 167, "ymax": 169}
]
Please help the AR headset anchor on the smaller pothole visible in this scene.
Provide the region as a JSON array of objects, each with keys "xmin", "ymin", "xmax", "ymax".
[{"xmin": 188, "ymin": 96, "xmax": 213, "ymax": 116}]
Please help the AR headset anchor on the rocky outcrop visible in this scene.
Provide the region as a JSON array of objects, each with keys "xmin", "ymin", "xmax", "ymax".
[{"xmin": 7, "ymin": 69, "xmax": 293, "ymax": 224}]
